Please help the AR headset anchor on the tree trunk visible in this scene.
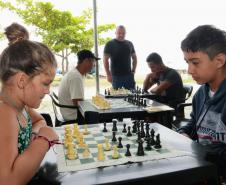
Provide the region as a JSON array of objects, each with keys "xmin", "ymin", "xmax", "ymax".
[
  {"xmin": 61, "ymin": 50, "xmax": 65, "ymax": 75},
  {"xmin": 66, "ymin": 48, "xmax": 69, "ymax": 73}
]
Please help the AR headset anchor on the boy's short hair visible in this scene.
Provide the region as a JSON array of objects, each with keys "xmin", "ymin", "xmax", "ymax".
[
  {"xmin": 181, "ymin": 25, "xmax": 226, "ymax": 59},
  {"xmin": 146, "ymin": 52, "xmax": 163, "ymax": 65}
]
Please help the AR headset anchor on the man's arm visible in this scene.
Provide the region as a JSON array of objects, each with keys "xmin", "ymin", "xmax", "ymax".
[
  {"xmin": 150, "ymin": 81, "xmax": 172, "ymax": 94},
  {"xmin": 131, "ymin": 53, "xmax": 137, "ymax": 73},
  {"xmin": 72, "ymin": 99, "xmax": 83, "ymax": 106},
  {"xmin": 143, "ymin": 73, "xmax": 155, "ymax": 91},
  {"xmin": 103, "ymin": 54, "xmax": 112, "ymax": 83}
]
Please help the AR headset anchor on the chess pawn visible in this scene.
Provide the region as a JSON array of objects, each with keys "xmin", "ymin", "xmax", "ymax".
[
  {"xmin": 102, "ymin": 122, "xmax": 108, "ymax": 132},
  {"xmin": 82, "ymin": 145, "xmax": 90, "ymax": 158},
  {"xmin": 122, "ymin": 123, "xmax": 127, "ymax": 133},
  {"xmin": 67, "ymin": 153, "xmax": 77, "ymax": 160},
  {"xmin": 112, "ymin": 120, "xmax": 118, "ymax": 132},
  {"xmin": 125, "ymin": 144, "xmax": 132, "ymax": 157},
  {"xmin": 145, "ymin": 138, "xmax": 152, "ymax": 151},
  {"xmin": 112, "ymin": 145, "xmax": 119, "ymax": 159},
  {"xmin": 73, "ymin": 124, "xmax": 79, "ymax": 132},
  {"xmin": 126, "ymin": 126, "xmax": 132, "ymax": 137},
  {"xmin": 107, "ymin": 89, "xmax": 110, "ymax": 95},
  {"xmin": 83, "ymin": 124, "xmax": 90, "ymax": 135},
  {"xmin": 64, "ymin": 140, "xmax": 72, "ymax": 148},
  {"xmin": 65, "ymin": 135, "xmax": 73, "ymax": 143},
  {"xmin": 67, "ymin": 143, "xmax": 75, "ymax": 150},
  {"xmin": 64, "ymin": 125, "xmax": 71, "ymax": 132},
  {"xmin": 73, "ymin": 131, "xmax": 79, "ymax": 139},
  {"xmin": 154, "ymin": 134, "xmax": 162, "ymax": 149},
  {"xmin": 78, "ymin": 137, "xmax": 86, "ymax": 148},
  {"xmin": 143, "ymin": 99, "xmax": 147, "ymax": 106},
  {"xmin": 104, "ymin": 138, "xmax": 111, "ymax": 151},
  {"xmin": 65, "ymin": 127, "xmax": 72, "ymax": 135},
  {"xmin": 97, "ymin": 144, "xmax": 105, "ymax": 161},
  {"xmin": 67, "ymin": 147, "xmax": 77, "ymax": 160},
  {"xmin": 117, "ymin": 137, "xmax": 123, "ymax": 148}
]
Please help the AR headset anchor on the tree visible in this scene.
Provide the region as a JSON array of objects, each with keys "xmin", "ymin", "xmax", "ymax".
[{"xmin": 0, "ymin": 0, "xmax": 115, "ymax": 74}]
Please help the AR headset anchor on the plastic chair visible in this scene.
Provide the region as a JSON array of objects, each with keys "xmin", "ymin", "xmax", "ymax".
[
  {"xmin": 40, "ymin": 113, "xmax": 53, "ymax": 127},
  {"xmin": 49, "ymin": 92, "xmax": 78, "ymax": 127},
  {"xmin": 183, "ymin": 84, "xmax": 193, "ymax": 101},
  {"xmin": 172, "ymin": 84, "xmax": 193, "ymax": 129}
]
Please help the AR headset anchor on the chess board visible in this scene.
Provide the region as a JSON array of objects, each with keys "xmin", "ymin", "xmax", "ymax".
[
  {"xmin": 55, "ymin": 123, "xmax": 187, "ymax": 172},
  {"xmin": 89, "ymin": 98, "xmax": 138, "ymax": 110},
  {"xmin": 143, "ymin": 105, "xmax": 174, "ymax": 113}
]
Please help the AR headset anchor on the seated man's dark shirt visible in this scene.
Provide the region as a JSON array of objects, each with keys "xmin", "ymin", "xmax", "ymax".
[{"xmin": 155, "ymin": 67, "xmax": 185, "ymax": 108}]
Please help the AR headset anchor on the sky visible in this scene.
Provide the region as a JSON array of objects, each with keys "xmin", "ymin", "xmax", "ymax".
[{"xmin": 0, "ymin": 0, "xmax": 226, "ymax": 75}]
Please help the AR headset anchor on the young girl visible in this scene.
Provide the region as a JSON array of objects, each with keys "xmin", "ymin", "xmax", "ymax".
[{"xmin": 0, "ymin": 40, "xmax": 59, "ymax": 185}]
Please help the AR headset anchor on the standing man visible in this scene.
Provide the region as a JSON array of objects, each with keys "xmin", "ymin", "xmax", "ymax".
[
  {"xmin": 58, "ymin": 49, "xmax": 99, "ymax": 121},
  {"xmin": 143, "ymin": 52, "xmax": 185, "ymax": 108},
  {"xmin": 103, "ymin": 25, "xmax": 137, "ymax": 90},
  {"xmin": 177, "ymin": 25, "xmax": 226, "ymax": 181}
]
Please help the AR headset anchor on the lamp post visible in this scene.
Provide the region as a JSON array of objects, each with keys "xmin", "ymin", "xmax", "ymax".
[{"xmin": 93, "ymin": 0, "xmax": 100, "ymax": 94}]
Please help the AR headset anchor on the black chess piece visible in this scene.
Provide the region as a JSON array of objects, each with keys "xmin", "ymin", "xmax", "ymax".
[
  {"xmin": 145, "ymin": 123, "xmax": 150, "ymax": 140},
  {"xmin": 150, "ymin": 136, "xmax": 156, "ymax": 146},
  {"xmin": 141, "ymin": 89, "xmax": 145, "ymax": 94},
  {"xmin": 122, "ymin": 123, "xmax": 127, "ymax": 133},
  {"xmin": 145, "ymin": 138, "xmax": 152, "ymax": 151},
  {"xmin": 132, "ymin": 121, "xmax": 137, "ymax": 133},
  {"xmin": 112, "ymin": 131, "xmax": 117, "ymax": 142},
  {"xmin": 143, "ymin": 99, "xmax": 147, "ymax": 107},
  {"xmin": 140, "ymin": 121, "xmax": 145, "ymax": 138},
  {"xmin": 102, "ymin": 122, "xmax": 108, "ymax": 132},
  {"xmin": 117, "ymin": 137, "xmax": 123, "ymax": 148},
  {"xmin": 137, "ymin": 121, "xmax": 141, "ymax": 134},
  {"xmin": 125, "ymin": 144, "xmax": 131, "ymax": 156},
  {"xmin": 136, "ymin": 131, "xmax": 142, "ymax": 143},
  {"xmin": 112, "ymin": 120, "xmax": 118, "ymax": 132},
  {"xmin": 137, "ymin": 140, "xmax": 145, "ymax": 156},
  {"xmin": 154, "ymin": 134, "xmax": 162, "ymax": 149},
  {"xmin": 104, "ymin": 89, "xmax": 107, "ymax": 95},
  {"xmin": 150, "ymin": 128, "xmax": 155, "ymax": 138},
  {"xmin": 126, "ymin": 126, "xmax": 132, "ymax": 137},
  {"xmin": 107, "ymin": 89, "xmax": 110, "ymax": 95}
]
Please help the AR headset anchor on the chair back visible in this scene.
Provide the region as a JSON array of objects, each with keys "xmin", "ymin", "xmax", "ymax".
[
  {"xmin": 49, "ymin": 92, "xmax": 78, "ymax": 127},
  {"xmin": 172, "ymin": 85, "xmax": 193, "ymax": 130},
  {"xmin": 183, "ymin": 85, "xmax": 193, "ymax": 101}
]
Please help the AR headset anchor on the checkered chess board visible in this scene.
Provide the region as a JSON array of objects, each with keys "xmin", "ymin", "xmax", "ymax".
[{"xmin": 55, "ymin": 123, "xmax": 187, "ymax": 172}]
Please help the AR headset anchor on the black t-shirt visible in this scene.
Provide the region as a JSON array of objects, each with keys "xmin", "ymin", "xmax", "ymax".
[
  {"xmin": 158, "ymin": 68, "xmax": 185, "ymax": 106},
  {"xmin": 104, "ymin": 39, "xmax": 135, "ymax": 75}
]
